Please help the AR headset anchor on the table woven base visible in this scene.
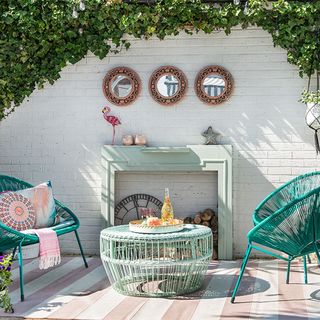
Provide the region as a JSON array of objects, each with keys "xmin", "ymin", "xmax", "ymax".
[
  {"xmin": 100, "ymin": 224, "xmax": 213, "ymax": 297},
  {"xmin": 112, "ymin": 272, "xmax": 206, "ymax": 297}
]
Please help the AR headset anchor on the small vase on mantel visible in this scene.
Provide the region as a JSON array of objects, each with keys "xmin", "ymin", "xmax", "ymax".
[
  {"xmin": 134, "ymin": 135, "xmax": 147, "ymax": 146},
  {"xmin": 122, "ymin": 135, "xmax": 134, "ymax": 146},
  {"xmin": 161, "ymin": 188, "xmax": 174, "ymax": 221}
]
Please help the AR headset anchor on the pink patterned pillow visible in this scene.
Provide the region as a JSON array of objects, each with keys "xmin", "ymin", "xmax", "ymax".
[
  {"xmin": 0, "ymin": 192, "xmax": 36, "ymax": 231},
  {"xmin": 0, "ymin": 181, "xmax": 57, "ymax": 230}
]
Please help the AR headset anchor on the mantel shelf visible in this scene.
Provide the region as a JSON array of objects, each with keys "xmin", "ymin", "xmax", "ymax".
[{"xmin": 140, "ymin": 147, "xmax": 191, "ymax": 153}]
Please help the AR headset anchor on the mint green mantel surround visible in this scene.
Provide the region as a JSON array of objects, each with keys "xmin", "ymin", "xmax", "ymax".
[{"xmin": 101, "ymin": 145, "xmax": 233, "ymax": 259}]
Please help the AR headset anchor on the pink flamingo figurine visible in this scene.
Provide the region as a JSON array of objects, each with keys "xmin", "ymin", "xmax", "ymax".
[{"xmin": 102, "ymin": 106, "xmax": 121, "ymax": 145}]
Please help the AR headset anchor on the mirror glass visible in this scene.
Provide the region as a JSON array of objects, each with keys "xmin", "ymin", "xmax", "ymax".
[
  {"xmin": 202, "ymin": 74, "xmax": 226, "ymax": 97},
  {"xmin": 111, "ymin": 75, "xmax": 132, "ymax": 98},
  {"xmin": 156, "ymin": 75, "xmax": 180, "ymax": 97}
]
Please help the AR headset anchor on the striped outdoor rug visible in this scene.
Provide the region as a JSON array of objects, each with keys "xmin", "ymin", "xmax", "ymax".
[{"xmin": 1, "ymin": 257, "xmax": 320, "ymax": 319}]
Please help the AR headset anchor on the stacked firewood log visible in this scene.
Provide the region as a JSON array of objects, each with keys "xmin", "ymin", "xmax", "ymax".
[{"xmin": 183, "ymin": 208, "xmax": 218, "ymax": 260}]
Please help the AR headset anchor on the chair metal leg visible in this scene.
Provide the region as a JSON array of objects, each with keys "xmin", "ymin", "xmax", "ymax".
[
  {"xmin": 303, "ymin": 255, "xmax": 308, "ymax": 284},
  {"xmin": 286, "ymin": 258, "xmax": 291, "ymax": 284},
  {"xmin": 231, "ymin": 244, "xmax": 252, "ymax": 303},
  {"xmin": 75, "ymin": 230, "xmax": 88, "ymax": 268},
  {"xmin": 18, "ymin": 244, "xmax": 24, "ymax": 301},
  {"xmin": 307, "ymin": 255, "xmax": 311, "ymax": 264}
]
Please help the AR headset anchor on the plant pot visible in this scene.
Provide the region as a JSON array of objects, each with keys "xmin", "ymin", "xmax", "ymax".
[
  {"xmin": 13, "ymin": 243, "xmax": 40, "ymax": 260},
  {"xmin": 305, "ymin": 102, "xmax": 320, "ymax": 153},
  {"xmin": 305, "ymin": 102, "xmax": 320, "ymax": 128}
]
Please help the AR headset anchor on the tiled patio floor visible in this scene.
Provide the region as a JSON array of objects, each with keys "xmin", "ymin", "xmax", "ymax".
[{"xmin": 1, "ymin": 257, "xmax": 320, "ymax": 319}]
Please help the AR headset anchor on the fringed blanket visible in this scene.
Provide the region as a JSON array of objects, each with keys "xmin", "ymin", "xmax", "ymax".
[{"xmin": 22, "ymin": 228, "xmax": 61, "ymax": 269}]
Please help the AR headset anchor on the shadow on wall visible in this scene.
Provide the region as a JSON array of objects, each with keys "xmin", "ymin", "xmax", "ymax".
[{"xmin": 231, "ymin": 153, "xmax": 274, "ymax": 259}]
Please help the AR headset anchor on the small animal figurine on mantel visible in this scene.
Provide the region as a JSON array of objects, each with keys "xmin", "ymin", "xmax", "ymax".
[
  {"xmin": 102, "ymin": 106, "xmax": 121, "ymax": 145},
  {"xmin": 202, "ymin": 126, "xmax": 220, "ymax": 145}
]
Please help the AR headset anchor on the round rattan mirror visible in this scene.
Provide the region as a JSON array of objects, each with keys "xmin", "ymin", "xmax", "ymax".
[
  {"xmin": 149, "ymin": 66, "xmax": 188, "ymax": 105},
  {"xmin": 103, "ymin": 67, "xmax": 141, "ymax": 106},
  {"xmin": 195, "ymin": 66, "xmax": 233, "ymax": 105}
]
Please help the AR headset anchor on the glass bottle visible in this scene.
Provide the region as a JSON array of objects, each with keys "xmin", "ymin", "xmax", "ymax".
[{"xmin": 161, "ymin": 188, "xmax": 174, "ymax": 221}]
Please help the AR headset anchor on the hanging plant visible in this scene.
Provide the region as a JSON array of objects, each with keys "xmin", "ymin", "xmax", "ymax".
[{"xmin": 301, "ymin": 23, "xmax": 320, "ymax": 153}]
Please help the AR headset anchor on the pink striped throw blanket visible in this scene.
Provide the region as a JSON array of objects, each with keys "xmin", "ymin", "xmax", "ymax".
[{"xmin": 22, "ymin": 228, "xmax": 61, "ymax": 269}]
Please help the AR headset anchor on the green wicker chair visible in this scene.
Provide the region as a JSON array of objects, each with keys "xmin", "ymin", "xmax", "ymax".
[
  {"xmin": 231, "ymin": 172, "xmax": 320, "ymax": 303},
  {"xmin": 0, "ymin": 175, "xmax": 88, "ymax": 301}
]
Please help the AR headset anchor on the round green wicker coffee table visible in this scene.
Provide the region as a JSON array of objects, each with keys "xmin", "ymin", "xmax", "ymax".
[{"xmin": 100, "ymin": 224, "xmax": 213, "ymax": 297}]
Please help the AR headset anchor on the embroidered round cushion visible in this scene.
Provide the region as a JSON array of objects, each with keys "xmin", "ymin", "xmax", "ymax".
[
  {"xmin": 0, "ymin": 181, "xmax": 57, "ymax": 229},
  {"xmin": 0, "ymin": 192, "xmax": 36, "ymax": 231}
]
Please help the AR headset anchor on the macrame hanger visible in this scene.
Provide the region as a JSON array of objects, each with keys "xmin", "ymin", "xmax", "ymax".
[
  {"xmin": 309, "ymin": 70, "xmax": 320, "ymax": 154},
  {"xmin": 305, "ymin": 26, "xmax": 320, "ymax": 154},
  {"xmin": 307, "ymin": 74, "xmax": 311, "ymax": 92},
  {"xmin": 315, "ymin": 71, "xmax": 320, "ymax": 154}
]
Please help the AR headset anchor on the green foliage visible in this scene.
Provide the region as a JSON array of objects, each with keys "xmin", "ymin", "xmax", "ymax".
[
  {"xmin": 300, "ymin": 90, "xmax": 320, "ymax": 104},
  {"xmin": 0, "ymin": 254, "xmax": 13, "ymax": 313},
  {"xmin": 0, "ymin": 0, "xmax": 319, "ymax": 119}
]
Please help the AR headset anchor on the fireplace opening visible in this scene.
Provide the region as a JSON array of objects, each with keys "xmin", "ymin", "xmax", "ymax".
[
  {"xmin": 115, "ymin": 171, "xmax": 218, "ymax": 258},
  {"xmin": 115, "ymin": 172, "xmax": 218, "ymax": 219}
]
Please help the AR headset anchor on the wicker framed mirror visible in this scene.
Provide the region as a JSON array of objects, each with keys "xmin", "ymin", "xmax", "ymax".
[
  {"xmin": 195, "ymin": 66, "xmax": 233, "ymax": 105},
  {"xmin": 149, "ymin": 66, "xmax": 188, "ymax": 105},
  {"xmin": 103, "ymin": 67, "xmax": 141, "ymax": 106}
]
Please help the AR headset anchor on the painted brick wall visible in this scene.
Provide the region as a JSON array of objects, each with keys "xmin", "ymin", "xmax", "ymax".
[{"xmin": 0, "ymin": 27, "xmax": 318, "ymax": 257}]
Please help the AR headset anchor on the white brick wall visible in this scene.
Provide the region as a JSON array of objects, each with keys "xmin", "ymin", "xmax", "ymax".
[{"xmin": 0, "ymin": 27, "xmax": 319, "ymax": 257}]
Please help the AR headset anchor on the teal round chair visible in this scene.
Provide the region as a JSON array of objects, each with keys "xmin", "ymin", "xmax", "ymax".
[
  {"xmin": 231, "ymin": 171, "xmax": 320, "ymax": 303},
  {"xmin": 0, "ymin": 175, "xmax": 88, "ymax": 301}
]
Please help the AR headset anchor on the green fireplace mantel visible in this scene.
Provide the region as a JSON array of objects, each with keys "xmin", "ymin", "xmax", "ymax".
[{"xmin": 101, "ymin": 145, "xmax": 233, "ymax": 259}]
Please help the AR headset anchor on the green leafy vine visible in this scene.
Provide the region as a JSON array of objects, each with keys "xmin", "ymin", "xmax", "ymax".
[{"xmin": 0, "ymin": 0, "xmax": 319, "ymax": 119}]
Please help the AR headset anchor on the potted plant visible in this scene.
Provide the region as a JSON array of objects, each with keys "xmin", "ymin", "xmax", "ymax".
[{"xmin": 0, "ymin": 254, "xmax": 13, "ymax": 313}]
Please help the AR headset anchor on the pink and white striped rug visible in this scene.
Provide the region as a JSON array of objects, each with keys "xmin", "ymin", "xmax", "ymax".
[{"xmin": 1, "ymin": 257, "xmax": 319, "ymax": 319}]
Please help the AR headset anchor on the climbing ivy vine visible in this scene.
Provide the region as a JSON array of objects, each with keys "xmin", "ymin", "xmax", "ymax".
[{"xmin": 0, "ymin": 0, "xmax": 319, "ymax": 119}]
